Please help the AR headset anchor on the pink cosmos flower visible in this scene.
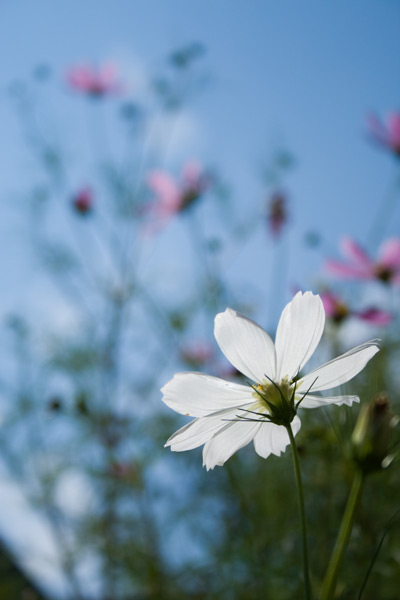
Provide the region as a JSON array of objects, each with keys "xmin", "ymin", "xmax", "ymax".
[
  {"xmin": 72, "ymin": 187, "xmax": 93, "ymax": 215},
  {"xmin": 321, "ymin": 290, "xmax": 392, "ymax": 326},
  {"xmin": 267, "ymin": 190, "xmax": 288, "ymax": 237},
  {"xmin": 320, "ymin": 291, "xmax": 349, "ymax": 323},
  {"xmin": 357, "ymin": 308, "xmax": 392, "ymax": 326},
  {"xmin": 67, "ymin": 63, "xmax": 122, "ymax": 97},
  {"xmin": 146, "ymin": 162, "xmax": 210, "ymax": 229},
  {"xmin": 367, "ymin": 112, "xmax": 400, "ymax": 156},
  {"xmin": 326, "ymin": 237, "xmax": 400, "ymax": 285}
]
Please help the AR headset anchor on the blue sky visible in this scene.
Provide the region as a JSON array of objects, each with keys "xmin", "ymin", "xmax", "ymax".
[{"xmin": 1, "ymin": 1, "xmax": 400, "ymax": 312}]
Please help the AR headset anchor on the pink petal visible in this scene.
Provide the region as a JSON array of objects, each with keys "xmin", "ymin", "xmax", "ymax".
[
  {"xmin": 357, "ymin": 308, "xmax": 392, "ymax": 326},
  {"xmin": 181, "ymin": 161, "xmax": 202, "ymax": 187},
  {"xmin": 100, "ymin": 63, "xmax": 117, "ymax": 83},
  {"xmin": 378, "ymin": 238, "xmax": 400, "ymax": 268},
  {"xmin": 98, "ymin": 64, "xmax": 122, "ymax": 93},
  {"xmin": 341, "ymin": 237, "xmax": 372, "ymax": 267},
  {"xmin": 66, "ymin": 63, "xmax": 122, "ymax": 96},
  {"xmin": 67, "ymin": 66, "xmax": 93, "ymax": 90},
  {"xmin": 320, "ymin": 291, "xmax": 338, "ymax": 317},
  {"xmin": 325, "ymin": 260, "xmax": 372, "ymax": 280},
  {"xmin": 387, "ymin": 113, "xmax": 400, "ymax": 147},
  {"xmin": 147, "ymin": 171, "xmax": 180, "ymax": 212}
]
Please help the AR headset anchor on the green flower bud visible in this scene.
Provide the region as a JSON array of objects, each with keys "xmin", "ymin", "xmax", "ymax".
[{"xmin": 351, "ymin": 393, "xmax": 395, "ymax": 474}]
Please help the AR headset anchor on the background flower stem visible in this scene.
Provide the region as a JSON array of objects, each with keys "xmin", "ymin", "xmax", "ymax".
[
  {"xmin": 286, "ymin": 422, "xmax": 312, "ymax": 600},
  {"xmin": 321, "ymin": 469, "xmax": 365, "ymax": 600}
]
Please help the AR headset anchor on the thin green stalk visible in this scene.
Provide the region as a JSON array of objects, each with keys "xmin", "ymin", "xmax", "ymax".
[
  {"xmin": 358, "ymin": 508, "xmax": 400, "ymax": 599},
  {"xmin": 286, "ymin": 423, "xmax": 312, "ymax": 600},
  {"xmin": 321, "ymin": 470, "xmax": 365, "ymax": 600}
]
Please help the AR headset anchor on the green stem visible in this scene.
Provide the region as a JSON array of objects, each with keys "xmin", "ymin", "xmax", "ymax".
[
  {"xmin": 321, "ymin": 470, "xmax": 365, "ymax": 600},
  {"xmin": 286, "ymin": 423, "xmax": 312, "ymax": 600}
]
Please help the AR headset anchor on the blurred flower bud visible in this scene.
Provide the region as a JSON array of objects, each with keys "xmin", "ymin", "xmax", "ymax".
[
  {"xmin": 179, "ymin": 163, "xmax": 212, "ymax": 211},
  {"xmin": 47, "ymin": 396, "xmax": 63, "ymax": 412},
  {"xmin": 75, "ymin": 392, "xmax": 90, "ymax": 416},
  {"xmin": 304, "ymin": 231, "xmax": 321, "ymax": 248},
  {"xmin": 33, "ymin": 63, "xmax": 52, "ymax": 83},
  {"xmin": 72, "ymin": 187, "xmax": 93, "ymax": 215},
  {"xmin": 267, "ymin": 190, "xmax": 288, "ymax": 238},
  {"xmin": 351, "ymin": 393, "xmax": 395, "ymax": 473},
  {"xmin": 169, "ymin": 42, "xmax": 205, "ymax": 68}
]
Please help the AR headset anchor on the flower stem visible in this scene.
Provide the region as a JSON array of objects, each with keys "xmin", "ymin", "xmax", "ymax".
[
  {"xmin": 320, "ymin": 469, "xmax": 365, "ymax": 600},
  {"xmin": 286, "ymin": 423, "xmax": 312, "ymax": 600}
]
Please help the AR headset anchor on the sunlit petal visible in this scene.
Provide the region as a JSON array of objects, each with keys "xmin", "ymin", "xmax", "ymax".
[
  {"xmin": 300, "ymin": 394, "xmax": 359, "ymax": 409},
  {"xmin": 253, "ymin": 416, "xmax": 301, "ymax": 458},
  {"xmin": 202, "ymin": 420, "xmax": 260, "ymax": 470},
  {"xmin": 214, "ymin": 308, "xmax": 276, "ymax": 382},
  {"xmin": 165, "ymin": 407, "xmax": 239, "ymax": 451},
  {"xmin": 275, "ymin": 291, "xmax": 325, "ymax": 380},
  {"xmin": 298, "ymin": 340, "xmax": 379, "ymax": 393},
  {"xmin": 161, "ymin": 372, "xmax": 253, "ymax": 417}
]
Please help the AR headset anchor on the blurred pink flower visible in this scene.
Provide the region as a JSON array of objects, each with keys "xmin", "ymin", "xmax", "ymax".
[
  {"xmin": 180, "ymin": 342, "xmax": 215, "ymax": 368},
  {"xmin": 146, "ymin": 161, "xmax": 210, "ymax": 229},
  {"xmin": 326, "ymin": 237, "xmax": 400, "ymax": 284},
  {"xmin": 67, "ymin": 63, "xmax": 122, "ymax": 97},
  {"xmin": 321, "ymin": 291, "xmax": 349, "ymax": 324},
  {"xmin": 367, "ymin": 112, "xmax": 400, "ymax": 156},
  {"xmin": 267, "ymin": 190, "xmax": 288, "ymax": 237},
  {"xmin": 321, "ymin": 290, "xmax": 391, "ymax": 326},
  {"xmin": 357, "ymin": 308, "xmax": 392, "ymax": 326},
  {"xmin": 72, "ymin": 187, "xmax": 93, "ymax": 215}
]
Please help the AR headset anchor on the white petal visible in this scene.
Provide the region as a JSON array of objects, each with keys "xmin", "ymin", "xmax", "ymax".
[
  {"xmin": 275, "ymin": 291, "xmax": 325, "ymax": 381},
  {"xmin": 253, "ymin": 415, "xmax": 301, "ymax": 458},
  {"xmin": 298, "ymin": 340, "xmax": 380, "ymax": 393},
  {"xmin": 214, "ymin": 308, "xmax": 276, "ymax": 382},
  {"xmin": 165, "ymin": 407, "xmax": 239, "ymax": 451},
  {"xmin": 202, "ymin": 420, "xmax": 260, "ymax": 470},
  {"xmin": 299, "ymin": 394, "xmax": 360, "ymax": 409},
  {"xmin": 161, "ymin": 372, "xmax": 253, "ymax": 417}
]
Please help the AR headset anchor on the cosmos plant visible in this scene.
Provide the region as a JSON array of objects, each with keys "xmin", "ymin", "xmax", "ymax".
[{"xmin": 161, "ymin": 291, "xmax": 379, "ymax": 599}]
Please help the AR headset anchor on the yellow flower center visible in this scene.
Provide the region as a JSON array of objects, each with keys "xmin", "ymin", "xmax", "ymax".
[{"xmin": 252, "ymin": 376, "xmax": 297, "ymax": 426}]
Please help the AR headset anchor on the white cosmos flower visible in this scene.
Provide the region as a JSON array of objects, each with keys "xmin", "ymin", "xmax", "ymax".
[{"xmin": 161, "ymin": 291, "xmax": 379, "ymax": 470}]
